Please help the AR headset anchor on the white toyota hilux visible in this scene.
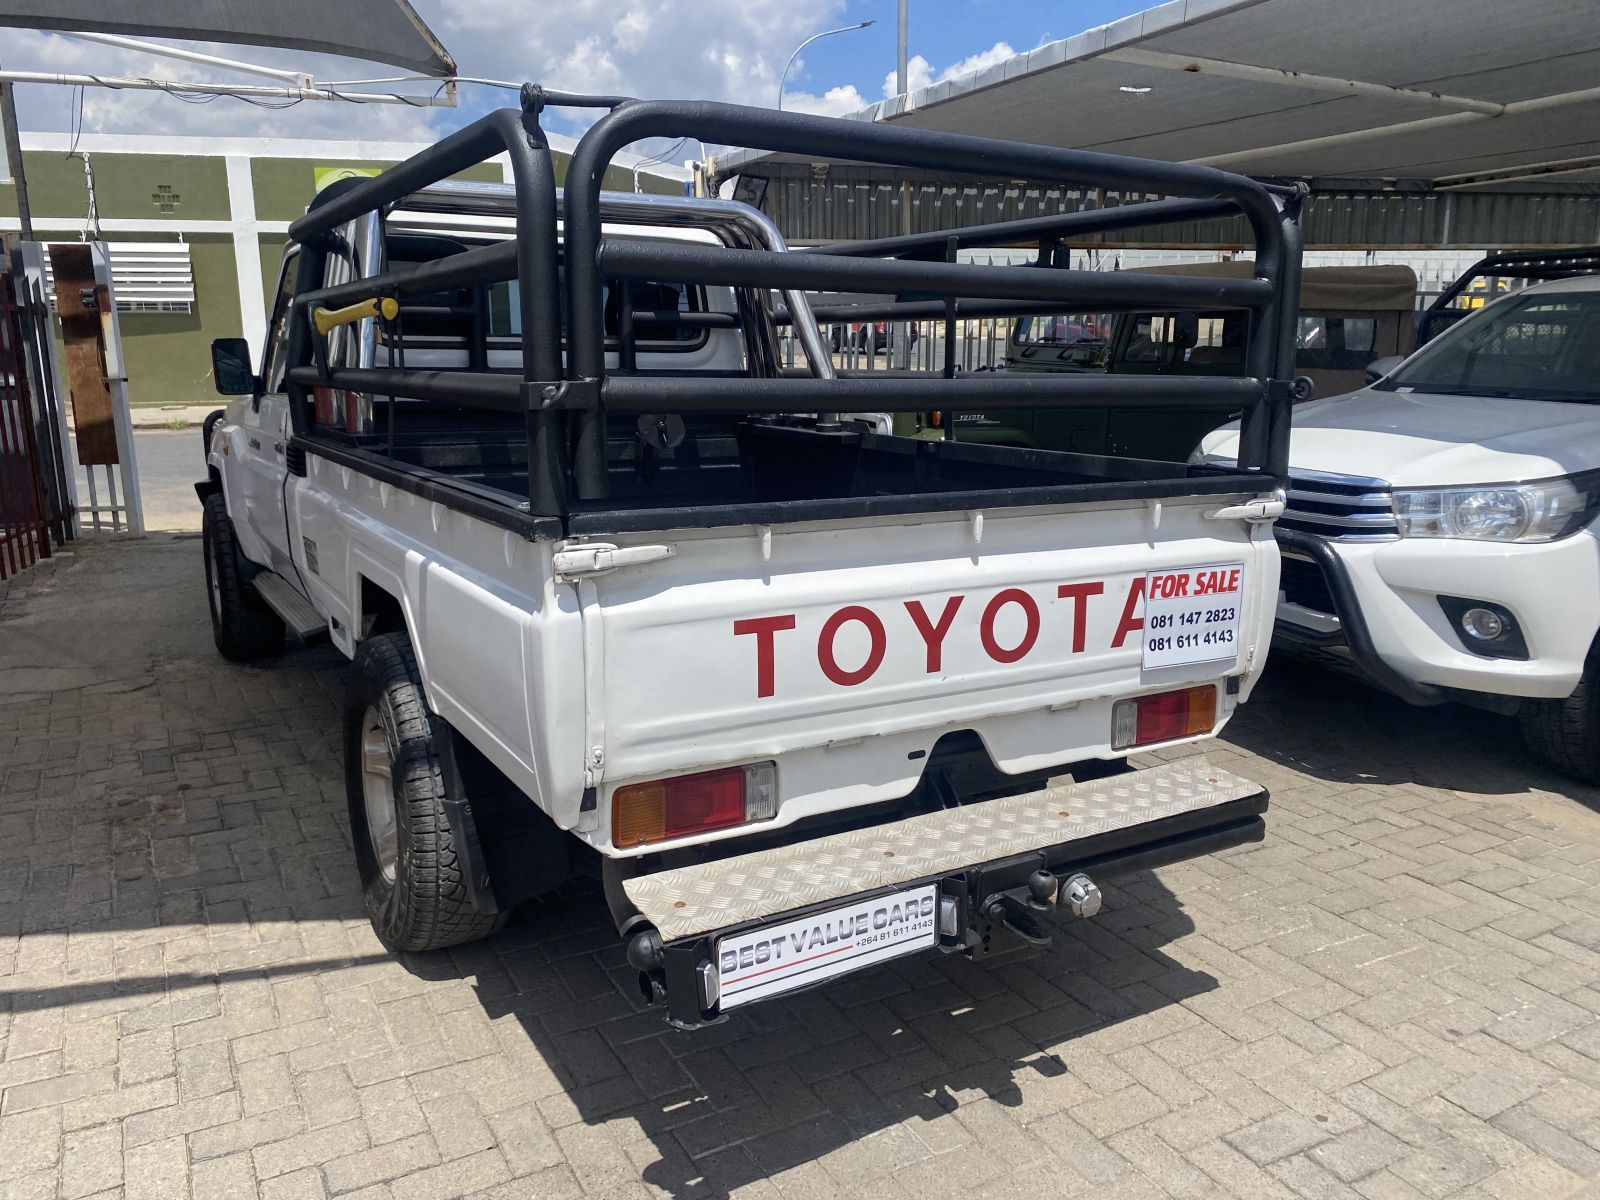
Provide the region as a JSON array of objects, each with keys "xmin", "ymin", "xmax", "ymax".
[{"xmin": 1201, "ymin": 275, "xmax": 1600, "ymax": 782}]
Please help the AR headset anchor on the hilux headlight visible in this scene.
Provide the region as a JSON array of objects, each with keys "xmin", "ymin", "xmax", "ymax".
[{"xmin": 1393, "ymin": 475, "xmax": 1600, "ymax": 542}]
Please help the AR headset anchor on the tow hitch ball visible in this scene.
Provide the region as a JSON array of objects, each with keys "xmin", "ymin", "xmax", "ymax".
[
  {"xmin": 983, "ymin": 870, "xmax": 1102, "ymax": 947},
  {"xmin": 1024, "ymin": 868, "xmax": 1102, "ymax": 918}
]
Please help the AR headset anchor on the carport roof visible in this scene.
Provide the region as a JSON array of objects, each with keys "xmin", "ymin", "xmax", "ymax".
[
  {"xmin": 0, "ymin": 0, "xmax": 455, "ymax": 77},
  {"xmin": 717, "ymin": 0, "xmax": 1600, "ymax": 190}
]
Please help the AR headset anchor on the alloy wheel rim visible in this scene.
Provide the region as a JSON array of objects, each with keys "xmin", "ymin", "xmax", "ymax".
[
  {"xmin": 360, "ymin": 706, "xmax": 399, "ymax": 884},
  {"xmin": 206, "ymin": 535, "xmax": 222, "ymax": 624}
]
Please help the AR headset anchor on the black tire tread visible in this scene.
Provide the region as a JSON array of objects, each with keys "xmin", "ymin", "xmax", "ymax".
[
  {"xmin": 1520, "ymin": 637, "xmax": 1600, "ymax": 784},
  {"xmin": 202, "ymin": 493, "xmax": 285, "ymax": 662},
  {"xmin": 351, "ymin": 632, "xmax": 502, "ymax": 952}
]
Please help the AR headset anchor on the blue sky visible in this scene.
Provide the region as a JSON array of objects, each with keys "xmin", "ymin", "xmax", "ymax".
[
  {"xmin": 788, "ymin": 0, "xmax": 1154, "ymax": 109},
  {"xmin": 10, "ymin": 1, "xmax": 1162, "ymax": 148}
]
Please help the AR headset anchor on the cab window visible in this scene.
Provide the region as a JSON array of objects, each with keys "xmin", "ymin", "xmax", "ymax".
[
  {"xmin": 1014, "ymin": 313, "xmax": 1109, "ymax": 346},
  {"xmin": 1295, "ymin": 316, "xmax": 1378, "ymax": 372},
  {"xmin": 260, "ymin": 252, "xmax": 299, "ymax": 393},
  {"xmin": 1118, "ymin": 311, "xmax": 1247, "ymax": 371}
]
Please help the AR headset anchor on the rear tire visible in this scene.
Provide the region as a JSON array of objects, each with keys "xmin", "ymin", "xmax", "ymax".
[
  {"xmin": 345, "ymin": 632, "xmax": 504, "ymax": 952},
  {"xmin": 201, "ymin": 492, "xmax": 284, "ymax": 662},
  {"xmin": 1520, "ymin": 638, "xmax": 1600, "ymax": 784}
]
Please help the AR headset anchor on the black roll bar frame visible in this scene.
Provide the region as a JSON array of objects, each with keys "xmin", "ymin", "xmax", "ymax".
[
  {"xmin": 281, "ymin": 88, "xmax": 1305, "ymax": 522},
  {"xmin": 1416, "ymin": 244, "xmax": 1600, "ymax": 347}
]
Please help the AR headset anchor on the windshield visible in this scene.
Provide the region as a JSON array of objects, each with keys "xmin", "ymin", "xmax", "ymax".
[
  {"xmin": 1385, "ymin": 291, "xmax": 1600, "ymax": 402},
  {"xmin": 1013, "ymin": 312, "xmax": 1110, "ymax": 347}
]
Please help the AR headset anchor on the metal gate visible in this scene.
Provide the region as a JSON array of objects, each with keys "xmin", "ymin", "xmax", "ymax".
[{"xmin": 0, "ymin": 269, "xmax": 51, "ymax": 579}]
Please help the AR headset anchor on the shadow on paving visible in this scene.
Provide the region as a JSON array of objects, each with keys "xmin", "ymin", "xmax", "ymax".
[
  {"xmin": 1223, "ymin": 655, "xmax": 1600, "ymax": 814},
  {"xmin": 1, "ymin": 538, "xmax": 1231, "ymax": 1197},
  {"xmin": 414, "ymin": 869, "xmax": 1219, "ymax": 1199}
]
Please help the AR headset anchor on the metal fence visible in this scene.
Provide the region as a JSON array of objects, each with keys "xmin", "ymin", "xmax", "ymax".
[
  {"xmin": 783, "ymin": 317, "xmax": 1009, "ymax": 374},
  {"xmin": 0, "ymin": 271, "xmax": 52, "ymax": 580}
]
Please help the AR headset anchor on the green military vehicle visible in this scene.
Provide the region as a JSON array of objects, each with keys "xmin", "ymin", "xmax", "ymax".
[{"xmin": 922, "ymin": 261, "xmax": 1416, "ymax": 461}]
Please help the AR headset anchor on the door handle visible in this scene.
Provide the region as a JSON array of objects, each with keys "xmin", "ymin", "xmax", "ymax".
[
  {"xmin": 273, "ymin": 442, "xmax": 285, "ymax": 455},
  {"xmin": 1205, "ymin": 490, "xmax": 1286, "ymax": 523}
]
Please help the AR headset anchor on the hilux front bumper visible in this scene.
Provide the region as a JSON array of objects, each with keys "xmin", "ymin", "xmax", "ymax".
[
  {"xmin": 1274, "ymin": 526, "xmax": 1597, "ymax": 706},
  {"xmin": 618, "ymin": 756, "xmax": 1267, "ymax": 1028}
]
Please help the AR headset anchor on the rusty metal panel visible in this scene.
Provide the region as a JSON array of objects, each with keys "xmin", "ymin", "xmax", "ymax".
[{"xmin": 48, "ymin": 243, "xmax": 119, "ymax": 468}]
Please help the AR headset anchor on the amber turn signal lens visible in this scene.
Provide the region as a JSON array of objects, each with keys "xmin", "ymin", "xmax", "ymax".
[{"xmin": 612, "ymin": 780, "xmax": 668, "ymax": 848}]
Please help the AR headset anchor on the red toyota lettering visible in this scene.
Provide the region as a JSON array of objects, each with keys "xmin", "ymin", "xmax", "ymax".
[
  {"xmin": 980, "ymin": 588, "xmax": 1040, "ymax": 664},
  {"xmin": 1056, "ymin": 581, "xmax": 1104, "ymax": 654},
  {"xmin": 818, "ymin": 605, "xmax": 887, "ymax": 686},
  {"xmin": 732, "ymin": 614, "xmax": 796, "ymax": 698},
  {"xmin": 1110, "ymin": 577, "xmax": 1145, "ymax": 649},
  {"xmin": 904, "ymin": 595, "xmax": 964, "ymax": 673}
]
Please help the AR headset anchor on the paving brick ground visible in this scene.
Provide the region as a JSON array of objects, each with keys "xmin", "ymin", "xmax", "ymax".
[{"xmin": 5, "ymin": 535, "xmax": 1600, "ymax": 1199}]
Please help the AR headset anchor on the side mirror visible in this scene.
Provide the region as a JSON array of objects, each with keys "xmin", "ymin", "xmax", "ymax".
[
  {"xmin": 1365, "ymin": 354, "xmax": 1405, "ymax": 384},
  {"xmin": 210, "ymin": 338, "xmax": 258, "ymax": 396}
]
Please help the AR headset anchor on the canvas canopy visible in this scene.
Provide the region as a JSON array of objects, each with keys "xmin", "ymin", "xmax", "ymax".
[
  {"xmin": 1129, "ymin": 261, "xmax": 1419, "ymax": 312},
  {"xmin": 0, "ymin": 0, "xmax": 455, "ymax": 78}
]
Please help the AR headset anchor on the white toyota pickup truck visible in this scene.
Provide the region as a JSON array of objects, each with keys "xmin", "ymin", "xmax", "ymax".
[
  {"xmin": 1201, "ymin": 274, "xmax": 1600, "ymax": 783},
  {"xmin": 196, "ymin": 92, "xmax": 1304, "ymax": 1027}
]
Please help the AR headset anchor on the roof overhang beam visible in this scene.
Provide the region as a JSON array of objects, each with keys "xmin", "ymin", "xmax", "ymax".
[
  {"xmin": 54, "ymin": 30, "xmax": 313, "ymax": 87},
  {"xmin": 0, "ymin": 67, "xmax": 454, "ymax": 106},
  {"xmin": 1182, "ymin": 82, "xmax": 1600, "ymax": 170},
  {"xmin": 1102, "ymin": 48, "xmax": 1506, "ymax": 115},
  {"xmin": 1436, "ymin": 154, "xmax": 1600, "ymax": 190}
]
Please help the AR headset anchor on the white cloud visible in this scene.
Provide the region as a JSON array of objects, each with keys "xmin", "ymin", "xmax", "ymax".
[
  {"xmin": 781, "ymin": 84, "xmax": 870, "ymax": 118},
  {"xmin": 884, "ymin": 41, "xmax": 1015, "ymax": 99},
  {"xmin": 9, "ymin": 29, "xmax": 448, "ymax": 142},
  {"xmin": 434, "ymin": 0, "xmax": 853, "ymax": 136},
  {"xmin": 6, "ymin": 1, "xmax": 855, "ymax": 147},
  {"xmin": 2, "ymin": 11, "xmax": 1020, "ymax": 169}
]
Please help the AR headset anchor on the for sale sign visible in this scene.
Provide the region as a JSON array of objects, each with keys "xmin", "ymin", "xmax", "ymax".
[{"xmin": 1141, "ymin": 563, "xmax": 1245, "ymax": 670}]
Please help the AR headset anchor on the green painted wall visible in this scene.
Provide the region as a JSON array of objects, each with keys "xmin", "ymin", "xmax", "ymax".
[
  {"xmin": 119, "ymin": 234, "xmax": 239, "ymax": 408},
  {"xmin": 0, "ymin": 151, "xmax": 229, "ymax": 221},
  {"xmin": 251, "ymin": 157, "xmax": 505, "ymax": 221},
  {"xmin": 4, "ymin": 144, "xmax": 684, "ymax": 408}
]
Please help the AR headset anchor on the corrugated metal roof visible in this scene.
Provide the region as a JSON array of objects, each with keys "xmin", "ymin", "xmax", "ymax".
[
  {"xmin": 717, "ymin": 0, "xmax": 1600, "ymax": 196},
  {"xmin": 739, "ymin": 166, "xmax": 1600, "ymax": 250}
]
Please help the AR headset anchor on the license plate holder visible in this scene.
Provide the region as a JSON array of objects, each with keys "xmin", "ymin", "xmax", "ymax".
[{"xmin": 714, "ymin": 883, "xmax": 939, "ymax": 1011}]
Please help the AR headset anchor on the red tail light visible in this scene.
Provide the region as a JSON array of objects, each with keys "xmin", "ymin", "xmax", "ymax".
[
  {"xmin": 1111, "ymin": 685, "xmax": 1217, "ymax": 750},
  {"xmin": 612, "ymin": 763, "xmax": 777, "ymax": 848}
]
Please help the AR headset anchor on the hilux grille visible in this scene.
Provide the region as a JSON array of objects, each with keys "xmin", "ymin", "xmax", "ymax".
[
  {"xmin": 1279, "ymin": 469, "xmax": 1397, "ymax": 540},
  {"xmin": 1278, "ymin": 554, "xmax": 1336, "ymax": 615}
]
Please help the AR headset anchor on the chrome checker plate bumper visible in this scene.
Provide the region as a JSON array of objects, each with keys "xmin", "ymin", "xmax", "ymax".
[{"xmin": 624, "ymin": 756, "xmax": 1259, "ymax": 942}]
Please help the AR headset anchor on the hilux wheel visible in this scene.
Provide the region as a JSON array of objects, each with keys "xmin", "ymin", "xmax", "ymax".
[
  {"xmin": 1520, "ymin": 637, "xmax": 1600, "ymax": 784},
  {"xmin": 345, "ymin": 632, "xmax": 504, "ymax": 952},
  {"xmin": 201, "ymin": 493, "xmax": 285, "ymax": 661}
]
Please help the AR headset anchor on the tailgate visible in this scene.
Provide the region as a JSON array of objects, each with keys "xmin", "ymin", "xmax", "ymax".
[{"xmin": 569, "ymin": 492, "xmax": 1277, "ymax": 790}]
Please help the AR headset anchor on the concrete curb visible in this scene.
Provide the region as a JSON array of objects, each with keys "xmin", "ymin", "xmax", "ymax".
[{"xmin": 130, "ymin": 406, "xmax": 221, "ymax": 430}]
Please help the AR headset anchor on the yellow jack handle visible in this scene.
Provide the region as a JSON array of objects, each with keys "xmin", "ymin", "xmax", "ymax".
[{"xmin": 312, "ymin": 296, "xmax": 400, "ymax": 336}]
